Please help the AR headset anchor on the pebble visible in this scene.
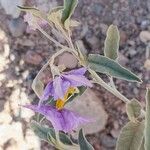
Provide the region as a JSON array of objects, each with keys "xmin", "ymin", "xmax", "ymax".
[
  {"xmin": 16, "ymin": 39, "xmax": 35, "ymax": 47},
  {"xmin": 111, "ymin": 129, "xmax": 120, "ymax": 138},
  {"xmin": 8, "ymin": 18, "xmax": 27, "ymax": 37},
  {"xmin": 139, "ymin": 31, "xmax": 150, "ymax": 43},
  {"xmin": 24, "ymin": 51, "xmax": 43, "ymax": 65},
  {"xmin": 85, "ymin": 35, "xmax": 100, "ymax": 50},
  {"xmin": 117, "ymin": 53, "xmax": 129, "ymax": 66},
  {"xmin": 144, "ymin": 59, "xmax": 150, "ymax": 70},
  {"xmin": 100, "ymin": 134, "xmax": 116, "ymax": 148},
  {"xmin": 100, "ymin": 23, "xmax": 108, "ymax": 35},
  {"xmin": 91, "ymin": 2, "xmax": 104, "ymax": 16},
  {"xmin": 120, "ymin": 30, "xmax": 127, "ymax": 46},
  {"xmin": 57, "ymin": 52, "xmax": 78, "ymax": 69}
]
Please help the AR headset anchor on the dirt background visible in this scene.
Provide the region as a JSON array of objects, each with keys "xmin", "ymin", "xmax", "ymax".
[{"xmin": 0, "ymin": 0, "xmax": 150, "ymax": 149}]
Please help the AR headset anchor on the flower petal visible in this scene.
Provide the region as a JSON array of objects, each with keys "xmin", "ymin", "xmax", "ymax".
[
  {"xmin": 61, "ymin": 109, "xmax": 90, "ymax": 132},
  {"xmin": 53, "ymin": 77, "xmax": 70, "ymax": 100},
  {"xmin": 65, "ymin": 67, "xmax": 87, "ymax": 76},
  {"xmin": 40, "ymin": 81, "xmax": 54, "ymax": 101},
  {"xmin": 63, "ymin": 74, "xmax": 92, "ymax": 87},
  {"xmin": 21, "ymin": 104, "xmax": 90, "ymax": 133}
]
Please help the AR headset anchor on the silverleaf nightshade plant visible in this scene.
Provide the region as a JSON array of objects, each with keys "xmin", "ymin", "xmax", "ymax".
[{"xmin": 18, "ymin": 0, "xmax": 149, "ymax": 150}]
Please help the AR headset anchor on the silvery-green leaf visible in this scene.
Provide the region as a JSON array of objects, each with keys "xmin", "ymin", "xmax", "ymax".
[
  {"xmin": 104, "ymin": 25, "xmax": 120, "ymax": 60},
  {"xmin": 32, "ymin": 62, "xmax": 49, "ymax": 98},
  {"xmin": 88, "ymin": 54, "xmax": 142, "ymax": 82},
  {"xmin": 144, "ymin": 89, "xmax": 150, "ymax": 150},
  {"xmin": 31, "ymin": 121, "xmax": 74, "ymax": 145},
  {"xmin": 78, "ymin": 129, "xmax": 94, "ymax": 150},
  {"xmin": 32, "ymin": 78, "xmax": 44, "ymax": 98},
  {"xmin": 116, "ymin": 121, "xmax": 145, "ymax": 150},
  {"xmin": 139, "ymin": 139, "xmax": 145, "ymax": 150},
  {"xmin": 126, "ymin": 99, "xmax": 142, "ymax": 121},
  {"xmin": 18, "ymin": 6, "xmax": 46, "ymax": 19},
  {"xmin": 61, "ymin": 0, "xmax": 78, "ymax": 24},
  {"xmin": 30, "ymin": 121, "xmax": 51, "ymax": 142}
]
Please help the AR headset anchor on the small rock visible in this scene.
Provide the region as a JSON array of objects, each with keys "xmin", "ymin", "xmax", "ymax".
[
  {"xmin": 35, "ymin": 0, "xmax": 57, "ymax": 12},
  {"xmin": 8, "ymin": 18, "xmax": 27, "ymax": 37},
  {"xmin": 147, "ymin": 0, "xmax": 150, "ymax": 12},
  {"xmin": 141, "ymin": 20, "xmax": 150, "ymax": 29},
  {"xmin": 0, "ymin": 0, "xmax": 24, "ymax": 18},
  {"xmin": 139, "ymin": 31, "xmax": 150, "ymax": 43},
  {"xmin": 57, "ymin": 52, "xmax": 78, "ymax": 69},
  {"xmin": 25, "ymin": 129, "xmax": 40, "ymax": 150},
  {"xmin": 85, "ymin": 36, "xmax": 100, "ymax": 50},
  {"xmin": 24, "ymin": 51, "xmax": 43, "ymax": 65},
  {"xmin": 144, "ymin": 59, "xmax": 150, "ymax": 70},
  {"xmin": 16, "ymin": 39, "xmax": 35, "ymax": 47},
  {"xmin": 100, "ymin": 134, "xmax": 116, "ymax": 148},
  {"xmin": 111, "ymin": 129, "xmax": 120, "ymax": 138},
  {"xmin": 66, "ymin": 88, "xmax": 108, "ymax": 135},
  {"xmin": 0, "ymin": 122, "xmax": 26, "ymax": 149},
  {"xmin": 91, "ymin": 2, "xmax": 104, "ymax": 16},
  {"xmin": 0, "ymin": 112, "xmax": 12, "ymax": 124},
  {"xmin": 117, "ymin": 53, "xmax": 129, "ymax": 66},
  {"xmin": 100, "ymin": 23, "xmax": 108, "ymax": 35},
  {"xmin": 120, "ymin": 30, "xmax": 127, "ymax": 46},
  {"xmin": 128, "ymin": 40, "xmax": 135, "ymax": 46},
  {"xmin": 128, "ymin": 49, "xmax": 137, "ymax": 57}
]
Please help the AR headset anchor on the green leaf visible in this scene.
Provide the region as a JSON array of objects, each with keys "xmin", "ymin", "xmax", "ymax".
[
  {"xmin": 61, "ymin": 0, "xmax": 78, "ymax": 24},
  {"xmin": 126, "ymin": 99, "xmax": 142, "ymax": 121},
  {"xmin": 144, "ymin": 89, "xmax": 150, "ymax": 150},
  {"xmin": 104, "ymin": 25, "xmax": 120, "ymax": 60},
  {"xmin": 88, "ymin": 54, "xmax": 142, "ymax": 82},
  {"xmin": 116, "ymin": 121, "xmax": 145, "ymax": 150},
  {"xmin": 78, "ymin": 129, "xmax": 94, "ymax": 150},
  {"xmin": 30, "ymin": 121, "xmax": 51, "ymax": 142},
  {"xmin": 30, "ymin": 121, "xmax": 73, "ymax": 146}
]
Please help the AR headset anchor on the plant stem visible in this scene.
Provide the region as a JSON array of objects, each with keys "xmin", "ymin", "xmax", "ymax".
[
  {"xmin": 89, "ymin": 69, "xmax": 130, "ymax": 103},
  {"xmin": 88, "ymin": 69, "xmax": 145, "ymax": 116},
  {"xmin": 37, "ymin": 25, "xmax": 68, "ymax": 49}
]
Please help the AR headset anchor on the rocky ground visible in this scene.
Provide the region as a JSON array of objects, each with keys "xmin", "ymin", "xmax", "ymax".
[{"xmin": 0, "ymin": 0, "xmax": 150, "ymax": 150}]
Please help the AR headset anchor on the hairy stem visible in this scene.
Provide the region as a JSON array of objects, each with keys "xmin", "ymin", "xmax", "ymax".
[
  {"xmin": 37, "ymin": 25, "xmax": 68, "ymax": 49},
  {"xmin": 88, "ymin": 69, "xmax": 145, "ymax": 116}
]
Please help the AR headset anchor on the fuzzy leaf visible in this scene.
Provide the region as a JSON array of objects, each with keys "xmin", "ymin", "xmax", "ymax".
[
  {"xmin": 139, "ymin": 139, "xmax": 145, "ymax": 150},
  {"xmin": 104, "ymin": 25, "xmax": 120, "ymax": 60},
  {"xmin": 32, "ymin": 78, "xmax": 44, "ymax": 98},
  {"xmin": 144, "ymin": 89, "xmax": 150, "ymax": 150},
  {"xmin": 78, "ymin": 129, "xmax": 94, "ymax": 150},
  {"xmin": 18, "ymin": 6, "xmax": 46, "ymax": 19},
  {"xmin": 116, "ymin": 121, "xmax": 145, "ymax": 150},
  {"xmin": 30, "ymin": 121, "xmax": 51, "ymax": 142},
  {"xmin": 126, "ymin": 99, "xmax": 142, "ymax": 121},
  {"xmin": 88, "ymin": 54, "xmax": 142, "ymax": 82},
  {"xmin": 30, "ymin": 121, "xmax": 73, "ymax": 145},
  {"xmin": 61, "ymin": 0, "xmax": 78, "ymax": 24}
]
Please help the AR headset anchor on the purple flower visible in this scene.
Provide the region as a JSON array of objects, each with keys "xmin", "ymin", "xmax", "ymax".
[
  {"xmin": 22, "ymin": 104, "xmax": 90, "ymax": 133},
  {"xmin": 41, "ymin": 67, "xmax": 92, "ymax": 101}
]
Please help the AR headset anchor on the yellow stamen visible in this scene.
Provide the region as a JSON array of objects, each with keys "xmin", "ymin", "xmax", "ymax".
[{"xmin": 56, "ymin": 87, "xmax": 77, "ymax": 110}]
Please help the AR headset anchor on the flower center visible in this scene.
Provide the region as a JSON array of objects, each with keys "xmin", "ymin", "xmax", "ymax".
[{"xmin": 56, "ymin": 87, "xmax": 78, "ymax": 110}]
